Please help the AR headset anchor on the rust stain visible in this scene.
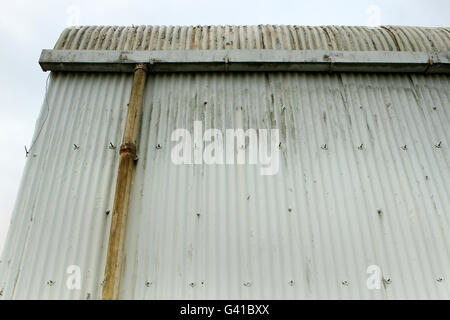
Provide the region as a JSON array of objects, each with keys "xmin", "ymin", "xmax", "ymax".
[{"xmin": 380, "ymin": 26, "xmax": 401, "ymax": 51}]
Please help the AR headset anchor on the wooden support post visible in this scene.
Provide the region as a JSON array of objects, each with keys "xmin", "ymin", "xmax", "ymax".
[{"xmin": 102, "ymin": 64, "xmax": 147, "ymax": 300}]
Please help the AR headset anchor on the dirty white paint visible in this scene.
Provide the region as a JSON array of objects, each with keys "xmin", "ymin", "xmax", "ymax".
[
  {"xmin": 0, "ymin": 25, "xmax": 449, "ymax": 299},
  {"xmin": 120, "ymin": 72, "xmax": 450, "ymax": 299},
  {"xmin": 0, "ymin": 73, "xmax": 133, "ymax": 299},
  {"xmin": 53, "ymin": 25, "xmax": 450, "ymax": 52}
]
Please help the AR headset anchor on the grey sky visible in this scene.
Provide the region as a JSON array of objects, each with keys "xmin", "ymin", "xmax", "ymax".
[{"xmin": 0, "ymin": 0, "xmax": 449, "ymax": 254}]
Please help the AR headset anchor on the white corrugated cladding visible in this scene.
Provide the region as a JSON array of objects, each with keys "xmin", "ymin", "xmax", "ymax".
[
  {"xmin": 0, "ymin": 73, "xmax": 133, "ymax": 299},
  {"xmin": 120, "ymin": 73, "xmax": 450, "ymax": 299},
  {"xmin": 0, "ymin": 25, "xmax": 449, "ymax": 299}
]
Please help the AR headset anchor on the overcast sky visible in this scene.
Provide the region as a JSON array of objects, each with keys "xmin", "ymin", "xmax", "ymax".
[{"xmin": 0, "ymin": 0, "xmax": 448, "ymax": 254}]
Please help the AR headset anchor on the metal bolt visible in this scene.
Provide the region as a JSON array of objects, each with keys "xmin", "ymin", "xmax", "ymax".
[
  {"xmin": 358, "ymin": 144, "xmax": 364, "ymax": 150},
  {"xmin": 401, "ymin": 145, "xmax": 407, "ymax": 150},
  {"xmin": 321, "ymin": 144, "xmax": 328, "ymax": 150},
  {"xmin": 156, "ymin": 144, "xmax": 162, "ymax": 149},
  {"xmin": 243, "ymin": 282, "xmax": 252, "ymax": 287},
  {"xmin": 189, "ymin": 282, "xmax": 196, "ymax": 288},
  {"xmin": 341, "ymin": 280, "xmax": 349, "ymax": 286},
  {"xmin": 47, "ymin": 280, "xmax": 55, "ymax": 286},
  {"xmin": 74, "ymin": 144, "xmax": 80, "ymax": 150},
  {"xmin": 109, "ymin": 142, "xmax": 116, "ymax": 149},
  {"xmin": 289, "ymin": 280, "xmax": 294, "ymax": 286},
  {"xmin": 436, "ymin": 277, "xmax": 444, "ymax": 283},
  {"xmin": 435, "ymin": 141, "xmax": 442, "ymax": 148},
  {"xmin": 383, "ymin": 278, "xmax": 392, "ymax": 285},
  {"xmin": 145, "ymin": 281, "xmax": 152, "ymax": 287},
  {"xmin": 377, "ymin": 209, "xmax": 383, "ymax": 216}
]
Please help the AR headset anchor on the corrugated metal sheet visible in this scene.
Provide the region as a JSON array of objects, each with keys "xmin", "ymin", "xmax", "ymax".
[
  {"xmin": 0, "ymin": 73, "xmax": 133, "ymax": 299},
  {"xmin": 1, "ymin": 70, "xmax": 448, "ymax": 299},
  {"xmin": 1, "ymin": 24, "xmax": 450, "ymax": 300},
  {"xmin": 119, "ymin": 72, "xmax": 450, "ymax": 299},
  {"xmin": 54, "ymin": 25, "xmax": 450, "ymax": 52}
]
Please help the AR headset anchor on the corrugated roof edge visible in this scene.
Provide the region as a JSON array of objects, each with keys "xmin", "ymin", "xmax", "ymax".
[{"xmin": 54, "ymin": 25, "xmax": 450, "ymax": 52}]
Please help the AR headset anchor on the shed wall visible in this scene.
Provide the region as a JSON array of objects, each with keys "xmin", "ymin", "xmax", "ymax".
[{"xmin": 1, "ymin": 71, "xmax": 449, "ymax": 299}]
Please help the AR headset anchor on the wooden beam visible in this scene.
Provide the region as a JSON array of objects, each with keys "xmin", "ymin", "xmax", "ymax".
[{"xmin": 102, "ymin": 64, "xmax": 147, "ymax": 300}]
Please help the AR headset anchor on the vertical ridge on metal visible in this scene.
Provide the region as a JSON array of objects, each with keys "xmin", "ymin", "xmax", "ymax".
[{"xmin": 102, "ymin": 64, "xmax": 148, "ymax": 300}]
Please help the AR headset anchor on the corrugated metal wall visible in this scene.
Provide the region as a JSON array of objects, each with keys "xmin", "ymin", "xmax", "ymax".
[
  {"xmin": 120, "ymin": 72, "xmax": 450, "ymax": 299},
  {"xmin": 1, "ymin": 71, "xmax": 449, "ymax": 299},
  {"xmin": 0, "ymin": 73, "xmax": 133, "ymax": 299}
]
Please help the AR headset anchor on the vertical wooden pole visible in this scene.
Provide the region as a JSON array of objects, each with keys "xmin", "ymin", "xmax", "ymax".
[{"xmin": 102, "ymin": 64, "xmax": 147, "ymax": 300}]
